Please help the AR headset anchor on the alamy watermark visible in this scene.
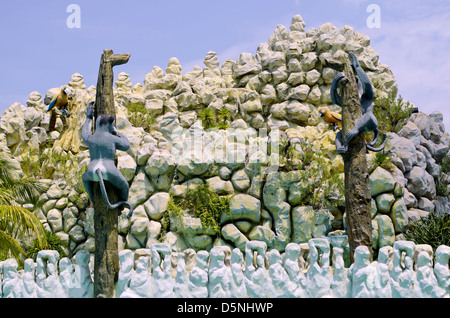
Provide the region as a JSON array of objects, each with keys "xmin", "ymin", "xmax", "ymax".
[
  {"xmin": 367, "ymin": 4, "xmax": 381, "ymax": 29},
  {"xmin": 66, "ymin": 4, "xmax": 81, "ymax": 29}
]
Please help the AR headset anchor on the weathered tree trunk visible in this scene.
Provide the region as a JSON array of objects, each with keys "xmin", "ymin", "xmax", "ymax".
[
  {"xmin": 94, "ymin": 49, "xmax": 131, "ymax": 120},
  {"xmin": 93, "ymin": 49, "xmax": 130, "ymax": 298},
  {"xmin": 340, "ymin": 56, "xmax": 373, "ymax": 262}
]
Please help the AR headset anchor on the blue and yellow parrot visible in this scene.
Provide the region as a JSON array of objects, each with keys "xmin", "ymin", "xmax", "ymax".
[
  {"xmin": 47, "ymin": 86, "xmax": 70, "ymax": 131},
  {"xmin": 47, "ymin": 86, "xmax": 70, "ymax": 115},
  {"xmin": 319, "ymin": 107, "xmax": 342, "ymax": 130}
]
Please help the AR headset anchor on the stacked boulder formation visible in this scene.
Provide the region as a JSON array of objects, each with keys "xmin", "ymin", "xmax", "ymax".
[{"xmin": 0, "ymin": 14, "xmax": 448, "ymax": 259}]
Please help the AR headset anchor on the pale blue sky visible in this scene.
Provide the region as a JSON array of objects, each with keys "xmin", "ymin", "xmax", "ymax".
[{"xmin": 0, "ymin": 0, "xmax": 449, "ymax": 131}]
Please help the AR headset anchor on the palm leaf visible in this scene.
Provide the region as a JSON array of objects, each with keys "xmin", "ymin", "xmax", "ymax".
[
  {"xmin": 0, "ymin": 229, "xmax": 24, "ymax": 260},
  {"xmin": 0, "ymin": 153, "xmax": 49, "ymax": 205},
  {"xmin": 0, "ymin": 154, "xmax": 48, "ymax": 263},
  {"xmin": 7, "ymin": 177, "xmax": 48, "ymax": 205},
  {"xmin": 0, "ymin": 187, "xmax": 15, "ymax": 206},
  {"xmin": 0, "ymin": 205, "xmax": 47, "ymax": 249}
]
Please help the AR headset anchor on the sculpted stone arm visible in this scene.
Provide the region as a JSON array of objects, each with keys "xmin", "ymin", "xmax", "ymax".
[{"xmin": 113, "ymin": 132, "xmax": 131, "ymax": 152}]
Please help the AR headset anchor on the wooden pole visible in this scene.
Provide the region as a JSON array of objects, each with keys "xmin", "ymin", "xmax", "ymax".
[
  {"xmin": 339, "ymin": 55, "xmax": 373, "ymax": 262},
  {"xmin": 93, "ymin": 49, "xmax": 130, "ymax": 298}
]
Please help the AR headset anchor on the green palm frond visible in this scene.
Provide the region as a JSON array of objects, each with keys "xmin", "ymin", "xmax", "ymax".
[
  {"xmin": 0, "ymin": 205, "xmax": 47, "ymax": 249},
  {"xmin": 5, "ymin": 177, "xmax": 48, "ymax": 205},
  {"xmin": 0, "ymin": 153, "xmax": 49, "ymax": 205},
  {"xmin": 0, "ymin": 187, "xmax": 15, "ymax": 206},
  {"xmin": 0, "ymin": 229, "xmax": 24, "ymax": 260},
  {"xmin": 0, "ymin": 155, "xmax": 12, "ymax": 175},
  {"xmin": 0, "ymin": 153, "xmax": 48, "ymax": 264}
]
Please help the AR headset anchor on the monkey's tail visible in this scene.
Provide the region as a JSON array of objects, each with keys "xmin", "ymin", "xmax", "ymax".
[
  {"xmin": 366, "ymin": 133, "xmax": 387, "ymax": 152},
  {"xmin": 330, "ymin": 72, "xmax": 346, "ymax": 107},
  {"xmin": 96, "ymin": 169, "xmax": 134, "ymax": 218},
  {"xmin": 367, "ymin": 128, "xmax": 380, "ymax": 147}
]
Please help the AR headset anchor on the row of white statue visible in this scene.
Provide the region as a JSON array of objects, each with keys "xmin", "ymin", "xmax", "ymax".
[{"xmin": 1, "ymin": 239, "xmax": 449, "ymax": 298}]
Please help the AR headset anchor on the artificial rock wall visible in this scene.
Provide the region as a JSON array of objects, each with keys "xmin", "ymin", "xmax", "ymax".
[
  {"xmin": 0, "ymin": 14, "xmax": 449, "ymax": 258},
  {"xmin": 1, "ymin": 239, "xmax": 449, "ymax": 298}
]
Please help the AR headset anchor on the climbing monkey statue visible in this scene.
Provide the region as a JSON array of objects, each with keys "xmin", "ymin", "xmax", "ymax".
[
  {"xmin": 330, "ymin": 52, "xmax": 386, "ymax": 154},
  {"xmin": 82, "ymin": 101, "xmax": 134, "ymax": 218}
]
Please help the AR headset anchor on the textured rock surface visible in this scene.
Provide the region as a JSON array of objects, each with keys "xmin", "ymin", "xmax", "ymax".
[{"xmin": 0, "ymin": 13, "xmax": 448, "ymax": 261}]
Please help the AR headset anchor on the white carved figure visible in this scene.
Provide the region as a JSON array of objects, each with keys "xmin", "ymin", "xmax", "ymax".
[
  {"xmin": 283, "ymin": 243, "xmax": 307, "ymax": 298},
  {"xmin": 43, "ymin": 263, "xmax": 65, "ymax": 298},
  {"xmin": 414, "ymin": 251, "xmax": 438, "ymax": 298},
  {"xmin": 58, "ymin": 257, "xmax": 73, "ymax": 297},
  {"xmin": 244, "ymin": 252, "xmax": 256, "ymax": 296},
  {"xmin": 208, "ymin": 246, "xmax": 232, "ymax": 298},
  {"xmin": 174, "ymin": 252, "xmax": 190, "ymax": 298},
  {"xmin": 151, "ymin": 244, "xmax": 174, "ymax": 298},
  {"xmin": 391, "ymin": 241, "xmax": 415, "ymax": 298},
  {"xmin": 330, "ymin": 247, "xmax": 350, "ymax": 298},
  {"xmin": 1, "ymin": 240, "xmax": 450, "ymax": 298},
  {"xmin": 71, "ymin": 250, "xmax": 94, "ymax": 298},
  {"xmin": 267, "ymin": 249, "xmax": 290, "ymax": 297},
  {"xmin": 434, "ymin": 245, "xmax": 450, "ymax": 298},
  {"xmin": 35, "ymin": 250, "xmax": 60, "ymax": 294},
  {"xmin": 116, "ymin": 249, "xmax": 135, "ymax": 298},
  {"xmin": 2, "ymin": 258, "xmax": 21, "ymax": 298},
  {"xmin": 307, "ymin": 238, "xmax": 332, "ymax": 298},
  {"xmin": 230, "ymin": 248, "xmax": 247, "ymax": 298},
  {"xmin": 245, "ymin": 241, "xmax": 269, "ymax": 298},
  {"xmin": 187, "ymin": 250, "xmax": 209, "ymax": 298},
  {"xmin": 374, "ymin": 246, "xmax": 392, "ymax": 298},
  {"xmin": 126, "ymin": 256, "xmax": 152, "ymax": 298},
  {"xmin": 256, "ymin": 254, "xmax": 272, "ymax": 298},
  {"xmin": 21, "ymin": 259, "xmax": 37, "ymax": 298},
  {"xmin": 349, "ymin": 245, "xmax": 376, "ymax": 298}
]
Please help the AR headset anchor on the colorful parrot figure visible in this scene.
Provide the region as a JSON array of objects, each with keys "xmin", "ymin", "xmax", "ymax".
[
  {"xmin": 47, "ymin": 86, "xmax": 70, "ymax": 115},
  {"xmin": 47, "ymin": 86, "xmax": 70, "ymax": 131},
  {"xmin": 318, "ymin": 107, "xmax": 342, "ymax": 130}
]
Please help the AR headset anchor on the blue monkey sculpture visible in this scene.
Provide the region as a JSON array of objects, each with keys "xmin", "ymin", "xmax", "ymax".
[
  {"xmin": 82, "ymin": 101, "xmax": 134, "ymax": 218},
  {"xmin": 330, "ymin": 53, "xmax": 386, "ymax": 154}
]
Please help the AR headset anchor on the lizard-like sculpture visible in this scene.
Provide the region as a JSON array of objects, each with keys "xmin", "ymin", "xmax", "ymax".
[{"xmin": 330, "ymin": 53, "xmax": 386, "ymax": 154}]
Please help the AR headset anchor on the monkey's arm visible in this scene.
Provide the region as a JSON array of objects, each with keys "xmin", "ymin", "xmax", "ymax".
[
  {"xmin": 82, "ymin": 117, "xmax": 93, "ymax": 143},
  {"xmin": 345, "ymin": 113, "xmax": 374, "ymax": 145},
  {"xmin": 335, "ymin": 130, "xmax": 348, "ymax": 154},
  {"xmin": 113, "ymin": 133, "xmax": 131, "ymax": 152},
  {"xmin": 349, "ymin": 53, "xmax": 374, "ymax": 112},
  {"xmin": 82, "ymin": 102, "xmax": 95, "ymax": 144}
]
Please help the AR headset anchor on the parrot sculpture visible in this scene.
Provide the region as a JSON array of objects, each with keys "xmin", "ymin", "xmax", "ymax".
[
  {"xmin": 47, "ymin": 86, "xmax": 70, "ymax": 131},
  {"xmin": 318, "ymin": 107, "xmax": 342, "ymax": 130}
]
